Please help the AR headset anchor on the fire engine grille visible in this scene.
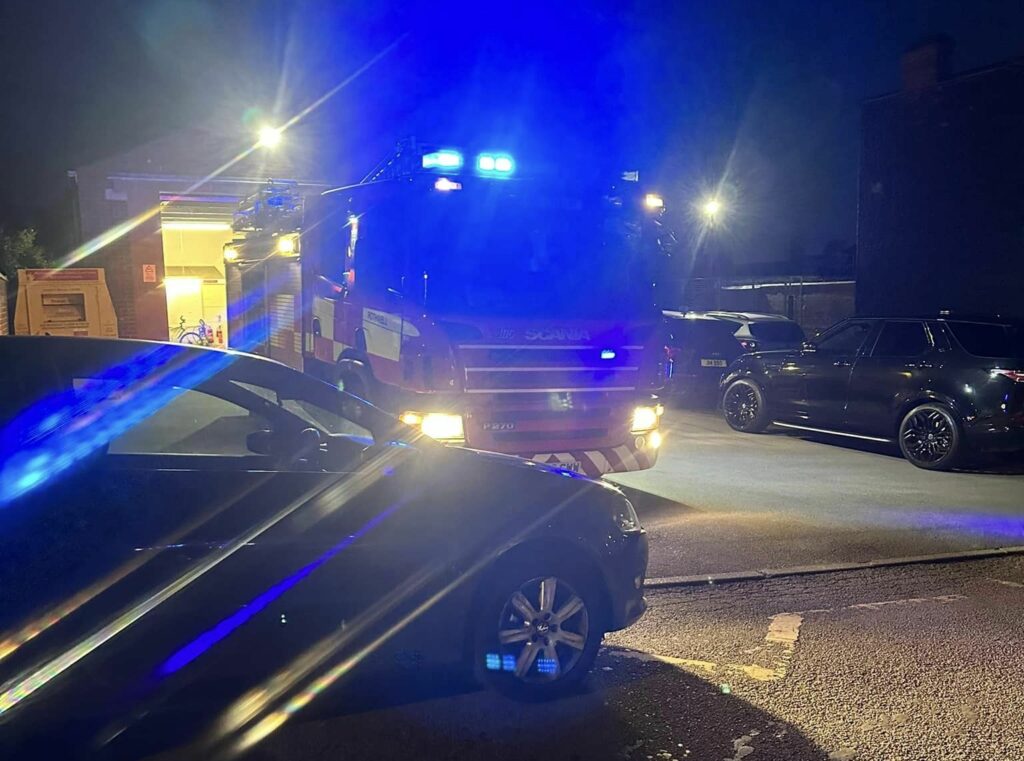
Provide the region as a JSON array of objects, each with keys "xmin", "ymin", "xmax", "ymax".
[{"xmin": 458, "ymin": 344, "xmax": 643, "ymax": 394}]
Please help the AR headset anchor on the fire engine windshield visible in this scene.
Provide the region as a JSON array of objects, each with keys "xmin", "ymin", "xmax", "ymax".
[{"xmin": 351, "ymin": 183, "xmax": 660, "ymax": 318}]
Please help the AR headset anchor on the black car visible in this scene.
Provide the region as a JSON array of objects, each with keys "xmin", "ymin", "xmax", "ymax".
[
  {"xmin": 664, "ymin": 310, "xmax": 805, "ymax": 399},
  {"xmin": 719, "ymin": 316, "xmax": 1024, "ymax": 469},
  {"xmin": 0, "ymin": 337, "xmax": 648, "ymax": 758}
]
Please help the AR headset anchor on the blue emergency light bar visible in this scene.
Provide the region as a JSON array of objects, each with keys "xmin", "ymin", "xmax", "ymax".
[
  {"xmin": 476, "ymin": 153, "xmax": 515, "ymax": 177},
  {"xmin": 421, "ymin": 149, "xmax": 464, "ymax": 171},
  {"xmin": 419, "ymin": 147, "xmax": 515, "ymax": 180}
]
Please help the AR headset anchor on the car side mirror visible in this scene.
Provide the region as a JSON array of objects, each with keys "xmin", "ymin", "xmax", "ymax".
[
  {"xmin": 246, "ymin": 429, "xmax": 274, "ymax": 455},
  {"xmin": 801, "ymin": 341, "xmax": 817, "ymax": 352}
]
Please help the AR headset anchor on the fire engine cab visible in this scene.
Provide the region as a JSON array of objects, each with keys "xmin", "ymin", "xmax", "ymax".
[{"xmin": 224, "ymin": 140, "xmax": 668, "ymax": 476}]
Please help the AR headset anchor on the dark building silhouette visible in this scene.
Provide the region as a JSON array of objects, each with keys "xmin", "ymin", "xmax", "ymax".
[{"xmin": 858, "ymin": 39, "xmax": 1024, "ymax": 319}]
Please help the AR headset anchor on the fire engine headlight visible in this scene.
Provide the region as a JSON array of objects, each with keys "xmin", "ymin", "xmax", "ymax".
[
  {"xmin": 401, "ymin": 411, "xmax": 465, "ymax": 442},
  {"xmin": 631, "ymin": 405, "xmax": 662, "ymax": 433}
]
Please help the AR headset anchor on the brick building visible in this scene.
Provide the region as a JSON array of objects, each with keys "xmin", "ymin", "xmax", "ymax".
[
  {"xmin": 858, "ymin": 41, "xmax": 1024, "ymax": 318},
  {"xmin": 70, "ymin": 126, "xmax": 331, "ymax": 340}
]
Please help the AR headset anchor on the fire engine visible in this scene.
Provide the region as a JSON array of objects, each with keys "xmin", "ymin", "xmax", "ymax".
[{"xmin": 223, "ymin": 140, "xmax": 669, "ymax": 476}]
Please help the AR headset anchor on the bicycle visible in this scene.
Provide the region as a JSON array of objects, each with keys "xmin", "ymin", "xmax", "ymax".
[{"xmin": 174, "ymin": 316, "xmax": 213, "ymax": 345}]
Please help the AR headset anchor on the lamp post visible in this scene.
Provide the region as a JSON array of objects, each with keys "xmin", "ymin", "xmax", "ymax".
[{"xmin": 257, "ymin": 125, "xmax": 283, "ymax": 149}]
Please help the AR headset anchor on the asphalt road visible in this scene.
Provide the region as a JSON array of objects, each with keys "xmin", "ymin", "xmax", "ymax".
[
  {"xmin": 607, "ymin": 407, "xmax": 1024, "ymax": 579},
  {"xmin": 242, "ymin": 555, "xmax": 1024, "ymax": 761}
]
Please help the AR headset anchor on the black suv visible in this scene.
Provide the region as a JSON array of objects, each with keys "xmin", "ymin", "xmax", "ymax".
[
  {"xmin": 664, "ymin": 310, "xmax": 805, "ymax": 399},
  {"xmin": 720, "ymin": 316, "xmax": 1024, "ymax": 469}
]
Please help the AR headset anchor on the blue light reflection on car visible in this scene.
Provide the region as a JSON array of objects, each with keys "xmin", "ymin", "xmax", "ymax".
[
  {"xmin": 158, "ymin": 500, "xmax": 403, "ymax": 675},
  {"xmin": 0, "ymin": 344, "xmax": 238, "ymax": 505}
]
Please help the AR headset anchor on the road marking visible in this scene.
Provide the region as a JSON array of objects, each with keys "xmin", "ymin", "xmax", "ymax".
[
  {"xmin": 990, "ymin": 578, "xmax": 1024, "ymax": 588},
  {"xmin": 610, "ymin": 593, "xmax": 970, "ymax": 685}
]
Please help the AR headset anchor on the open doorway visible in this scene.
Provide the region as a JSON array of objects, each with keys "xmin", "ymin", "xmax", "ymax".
[{"xmin": 160, "ymin": 196, "xmax": 236, "ymax": 347}]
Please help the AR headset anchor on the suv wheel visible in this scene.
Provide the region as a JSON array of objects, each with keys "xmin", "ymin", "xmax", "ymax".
[
  {"xmin": 722, "ymin": 378, "xmax": 770, "ymax": 433},
  {"xmin": 899, "ymin": 403, "xmax": 962, "ymax": 471},
  {"xmin": 472, "ymin": 558, "xmax": 603, "ymax": 701}
]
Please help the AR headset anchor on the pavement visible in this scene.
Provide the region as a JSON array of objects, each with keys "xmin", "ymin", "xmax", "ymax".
[{"xmin": 607, "ymin": 407, "xmax": 1024, "ymax": 579}]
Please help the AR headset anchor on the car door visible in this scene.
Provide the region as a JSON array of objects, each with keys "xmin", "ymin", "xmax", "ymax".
[
  {"xmin": 844, "ymin": 320, "xmax": 936, "ymax": 437},
  {"xmin": 790, "ymin": 319, "xmax": 878, "ymax": 426},
  {"xmin": 0, "ymin": 346, "xmax": 391, "ymax": 732}
]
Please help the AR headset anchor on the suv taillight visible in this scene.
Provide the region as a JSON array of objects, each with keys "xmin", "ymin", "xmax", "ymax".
[
  {"xmin": 992, "ymin": 369, "xmax": 1024, "ymax": 382},
  {"xmin": 739, "ymin": 339, "xmax": 758, "ymax": 351}
]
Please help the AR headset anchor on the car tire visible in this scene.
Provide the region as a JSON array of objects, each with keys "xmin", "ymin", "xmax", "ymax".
[
  {"xmin": 471, "ymin": 555, "xmax": 604, "ymax": 701},
  {"xmin": 722, "ymin": 378, "xmax": 771, "ymax": 433},
  {"xmin": 898, "ymin": 403, "xmax": 963, "ymax": 471}
]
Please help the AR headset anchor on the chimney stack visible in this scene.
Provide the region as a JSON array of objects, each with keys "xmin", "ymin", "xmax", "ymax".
[{"xmin": 901, "ymin": 35, "xmax": 954, "ymax": 91}]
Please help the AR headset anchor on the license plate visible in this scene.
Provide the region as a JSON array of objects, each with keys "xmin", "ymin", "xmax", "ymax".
[
  {"xmin": 560, "ymin": 460, "xmax": 583, "ymax": 473},
  {"xmin": 700, "ymin": 358, "xmax": 728, "ymax": 368}
]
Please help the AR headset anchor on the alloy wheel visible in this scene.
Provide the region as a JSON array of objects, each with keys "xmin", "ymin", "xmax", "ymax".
[
  {"xmin": 724, "ymin": 383, "xmax": 759, "ymax": 426},
  {"xmin": 902, "ymin": 408, "xmax": 954, "ymax": 464},
  {"xmin": 494, "ymin": 576, "xmax": 589, "ymax": 683}
]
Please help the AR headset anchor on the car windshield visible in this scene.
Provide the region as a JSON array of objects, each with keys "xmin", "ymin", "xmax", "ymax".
[
  {"xmin": 947, "ymin": 321, "xmax": 1024, "ymax": 358},
  {"xmin": 353, "ymin": 183, "xmax": 660, "ymax": 317},
  {"xmin": 748, "ymin": 321, "xmax": 806, "ymax": 343}
]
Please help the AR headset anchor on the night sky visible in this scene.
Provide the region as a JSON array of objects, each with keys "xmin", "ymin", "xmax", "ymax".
[{"xmin": 1, "ymin": 0, "xmax": 1022, "ymax": 264}]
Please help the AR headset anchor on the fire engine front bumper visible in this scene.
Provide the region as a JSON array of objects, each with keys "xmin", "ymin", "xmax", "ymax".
[{"xmin": 528, "ymin": 435, "xmax": 660, "ymax": 478}]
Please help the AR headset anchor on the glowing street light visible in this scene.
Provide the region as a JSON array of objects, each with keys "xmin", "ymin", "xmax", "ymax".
[
  {"xmin": 701, "ymin": 197, "xmax": 722, "ymax": 219},
  {"xmin": 257, "ymin": 125, "xmax": 283, "ymax": 148}
]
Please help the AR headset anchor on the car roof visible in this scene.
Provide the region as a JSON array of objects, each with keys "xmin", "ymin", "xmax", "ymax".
[
  {"xmin": 851, "ymin": 315, "xmax": 1022, "ymax": 326},
  {"xmin": 704, "ymin": 311, "xmax": 795, "ymax": 323},
  {"xmin": 663, "ymin": 310, "xmax": 727, "ymax": 322},
  {"xmin": 0, "ymin": 335, "xmax": 282, "ymax": 368},
  {"xmin": 664, "ymin": 310, "xmax": 795, "ymax": 324}
]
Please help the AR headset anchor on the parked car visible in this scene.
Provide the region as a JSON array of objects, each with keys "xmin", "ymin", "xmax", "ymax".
[
  {"xmin": 663, "ymin": 310, "xmax": 805, "ymax": 399},
  {"xmin": 0, "ymin": 336, "xmax": 648, "ymax": 758},
  {"xmin": 719, "ymin": 315, "xmax": 1024, "ymax": 469}
]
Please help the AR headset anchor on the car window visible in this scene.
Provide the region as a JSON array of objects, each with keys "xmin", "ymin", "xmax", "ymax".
[
  {"xmin": 871, "ymin": 321, "xmax": 930, "ymax": 357},
  {"xmin": 73, "ymin": 379, "xmax": 271, "ymax": 456},
  {"xmin": 815, "ymin": 321, "xmax": 874, "ymax": 355},
  {"xmin": 748, "ymin": 321, "xmax": 805, "ymax": 343},
  {"xmin": 947, "ymin": 322, "xmax": 1024, "ymax": 358},
  {"xmin": 232, "ymin": 380, "xmax": 372, "ymax": 439}
]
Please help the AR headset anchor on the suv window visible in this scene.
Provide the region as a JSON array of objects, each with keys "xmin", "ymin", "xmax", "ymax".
[
  {"xmin": 748, "ymin": 321, "xmax": 805, "ymax": 343},
  {"xmin": 947, "ymin": 322, "xmax": 1024, "ymax": 358},
  {"xmin": 815, "ymin": 321, "xmax": 874, "ymax": 355},
  {"xmin": 872, "ymin": 321, "xmax": 930, "ymax": 357},
  {"xmin": 73, "ymin": 379, "xmax": 271, "ymax": 456}
]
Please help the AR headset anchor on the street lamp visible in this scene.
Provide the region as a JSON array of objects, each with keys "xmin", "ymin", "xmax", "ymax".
[
  {"xmin": 701, "ymin": 197, "xmax": 722, "ymax": 221},
  {"xmin": 257, "ymin": 125, "xmax": 283, "ymax": 148}
]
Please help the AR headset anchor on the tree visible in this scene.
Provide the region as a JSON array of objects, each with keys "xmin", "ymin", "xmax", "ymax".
[{"xmin": 0, "ymin": 228, "xmax": 51, "ymax": 284}]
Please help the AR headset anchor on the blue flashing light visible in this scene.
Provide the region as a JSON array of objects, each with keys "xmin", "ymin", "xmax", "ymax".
[
  {"xmin": 422, "ymin": 150, "xmax": 463, "ymax": 172},
  {"xmin": 485, "ymin": 653, "xmax": 502, "ymax": 671},
  {"xmin": 475, "ymin": 152, "xmax": 515, "ymax": 177},
  {"xmin": 600, "ymin": 349, "xmax": 616, "ymax": 360},
  {"xmin": 502, "ymin": 654, "xmax": 516, "ymax": 672},
  {"xmin": 537, "ymin": 657, "xmax": 559, "ymax": 675}
]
